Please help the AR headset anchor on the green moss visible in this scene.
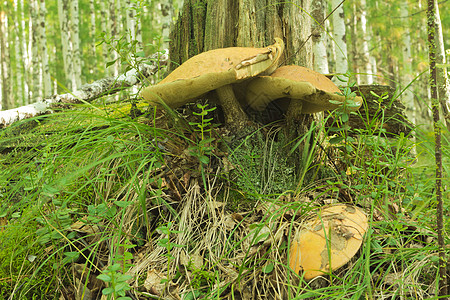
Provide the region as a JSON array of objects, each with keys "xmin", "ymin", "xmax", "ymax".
[{"xmin": 228, "ymin": 129, "xmax": 296, "ymax": 206}]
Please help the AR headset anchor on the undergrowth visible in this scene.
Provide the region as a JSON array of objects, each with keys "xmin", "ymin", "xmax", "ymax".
[{"xmin": 0, "ymin": 90, "xmax": 449, "ymax": 299}]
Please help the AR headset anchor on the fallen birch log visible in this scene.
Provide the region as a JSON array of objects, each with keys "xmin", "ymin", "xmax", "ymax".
[{"xmin": 0, "ymin": 51, "xmax": 168, "ymax": 128}]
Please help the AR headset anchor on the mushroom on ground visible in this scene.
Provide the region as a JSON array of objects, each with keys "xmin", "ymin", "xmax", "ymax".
[
  {"xmin": 140, "ymin": 38, "xmax": 284, "ymax": 129},
  {"xmin": 289, "ymin": 204, "xmax": 368, "ymax": 280},
  {"xmin": 244, "ymin": 65, "xmax": 363, "ymax": 117}
]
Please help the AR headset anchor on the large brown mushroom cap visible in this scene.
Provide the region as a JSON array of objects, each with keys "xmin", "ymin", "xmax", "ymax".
[
  {"xmin": 289, "ymin": 204, "xmax": 368, "ymax": 280},
  {"xmin": 140, "ymin": 38, "xmax": 284, "ymax": 108},
  {"xmin": 245, "ymin": 65, "xmax": 363, "ymax": 113}
]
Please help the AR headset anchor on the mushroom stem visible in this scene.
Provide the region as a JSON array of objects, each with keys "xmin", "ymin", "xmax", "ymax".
[
  {"xmin": 285, "ymin": 100, "xmax": 303, "ymax": 130},
  {"xmin": 216, "ymin": 85, "xmax": 248, "ymax": 129}
]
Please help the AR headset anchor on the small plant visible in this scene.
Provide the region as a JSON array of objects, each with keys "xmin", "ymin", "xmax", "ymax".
[
  {"xmin": 188, "ymin": 103, "xmax": 217, "ymax": 165},
  {"xmin": 97, "ymin": 263, "xmax": 133, "ymax": 300},
  {"xmin": 156, "ymin": 222, "xmax": 185, "ymax": 288}
]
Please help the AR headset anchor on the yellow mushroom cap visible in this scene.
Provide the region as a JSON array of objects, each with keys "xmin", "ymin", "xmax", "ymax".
[
  {"xmin": 245, "ymin": 65, "xmax": 363, "ymax": 113},
  {"xmin": 289, "ymin": 204, "xmax": 368, "ymax": 280},
  {"xmin": 140, "ymin": 38, "xmax": 284, "ymax": 108}
]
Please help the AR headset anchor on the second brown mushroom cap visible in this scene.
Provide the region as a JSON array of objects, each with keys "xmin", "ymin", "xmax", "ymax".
[{"xmin": 245, "ymin": 65, "xmax": 363, "ymax": 114}]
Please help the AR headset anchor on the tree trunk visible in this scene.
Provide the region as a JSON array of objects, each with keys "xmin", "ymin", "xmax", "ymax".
[
  {"xmin": 38, "ymin": 0, "xmax": 51, "ymax": 97},
  {"xmin": 169, "ymin": 0, "xmax": 313, "ymax": 70},
  {"xmin": 357, "ymin": 0, "xmax": 373, "ymax": 85},
  {"xmin": 432, "ymin": 0, "xmax": 450, "ymax": 131},
  {"xmin": 169, "ymin": 0, "xmax": 316, "ymax": 181},
  {"xmin": 30, "ymin": 0, "xmax": 41, "ymax": 100},
  {"xmin": 311, "ymin": 0, "xmax": 329, "ymax": 74},
  {"xmin": 400, "ymin": 2, "xmax": 416, "ymax": 126},
  {"xmin": 0, "ymin": 10, "xmax": 8, "ymax": 110},
  {"xmin": 58, "ymin": 0, "xmax": 73, "ymax": 90},
  {"xmin": 70, "ymin": 0, "xmax": 82, "ymax": 90},
  {"xmin": 331, "ymin": 0, "xmax": 348, "ymax": 85}
]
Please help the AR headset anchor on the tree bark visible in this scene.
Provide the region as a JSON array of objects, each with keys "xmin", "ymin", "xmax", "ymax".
[
  {"xmin": 58, "ymin": 0, "xmax": 73, "ymax": 90},
  {"xmin": 400, "ymin": 2, "xmax": 415, "ymax": 127},
  {"xmin": 169, "ymin": 0, "xmax": 313, "ymax": 71},
  {"xmin": 433, "ymin": 0, "xmax": 450, "ymax": 132},
  {"xmin": 0, "ymin": 10, "xmax": 8, "ymax": 110},
  {"xmin": 311, "ymin": 0, "xmax": 329, "ymax": 74},
  {"xmin": 70, "ymin": 0, "xmax": 82, "ymax": 90},
  {"xmin": 39, "ymin": 0, "xmax": 52, "ymax": 97},
  {"xmin": 169, "ymin": 0, "xmax": 316, "ymax": 177},
  {"xmin": 331, "ymin": 0, "xmax": 348, "ymax": 85},
  {"xmin": 30, "ymin": 0, "xmax": 41, "ymax": 100}
]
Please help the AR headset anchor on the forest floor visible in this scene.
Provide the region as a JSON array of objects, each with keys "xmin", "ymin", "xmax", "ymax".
[{"xmin": 0, "ymin": 96, "xmax": 449, "ymax": 299}]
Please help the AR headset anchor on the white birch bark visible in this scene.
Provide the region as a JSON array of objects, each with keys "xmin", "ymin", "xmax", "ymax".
[
  {"xmin": 70, "ymin": 0, "xmax": 81, "ymax": 90},
  {"xmin": 158, "ymin": 0, "xmax": 173, "ymax": 50},
  {"xmin": 331, "ymin": 0, "xmax": 348, "ymax": 85},
  {"xmin": 109, "ymin": 0, "xmax": 119, "ymax": 77},
  {"xmin": 100, "ymin": 1, "xmax": 109, "ymax": 72},
  {"xmin": 433, "ymin": 0, "xmax": 450, "ymax": 130},
  {"xmin": 400, "ymin": 2, "xmax": 415, "ymax": 126},
  {"xmin": 0, "ymin": 51, "xmax": 168, "ymax": 127},
  {"xmin": 0, "ymin": 11, "xmax": 8, "ymax": 110},
  {"xmin": 58, "ymin": 0, "xmax": 73, "ymax": 90},
  {"xmin": 38, "ymin": 0, "xmax": 51, "ymax": 97},
  {"xmin": 311, "ymin": 0, "xmax": 329, "ymax": 74},
  {"xmin": 126, "ymin": 0, "xmax": 136, "ymax": 42},
  {"xmin": 14, "ymin": 0, "xmax": 25, "ymax": 106},
  {"xmin": 88, "ymin": 0, "xmax": 96, "ymax": 75},
  {"xmin": 358, "ymin": 0, "xmax": 373, "ymax": 84},
  {"xmin": 30, "ymin": 0, "xmax": 41, "ymax": 100}
]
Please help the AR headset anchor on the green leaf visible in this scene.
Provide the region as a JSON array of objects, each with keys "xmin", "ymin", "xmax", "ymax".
[
  {"xmin": 198, "ymin": 155, "xmax": 209, "ymax": 164},
  {"xmin": 114, "ymin": 200, "xmax": 132, "ymax": 208},
  {"xmin": 102, "ymin": 287, "xmax": 114, "ymax": 295},
  {"xmin": 97, "ymin": 274, "xmax": 112, "ymax": 282},
  {"xmin": 329, "ymin": 136, "xmax": 345, "ymax": 144},
  {"xmin": 262, "ymin": 263, "xmax": 274, "ymax": 273}
]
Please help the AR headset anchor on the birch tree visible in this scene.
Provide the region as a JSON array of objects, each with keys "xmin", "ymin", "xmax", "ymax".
[
  {"xmin": 357, "ymin": 0, "xmax": 373, "ymax": 84},
  {"xmin": 70, "ymin": 0, "xmax": 81, "ymax": 90},
  {"xmin": 0, "ymin": 10, "xmax": 8, "ymax": 110},
  {"xmin": 432, "ymin": 0, "xmax": 450, "ymax": 130},
  {"xmin": 311, "ymin": 0, "xmax": 329, "ymax": 74},
  {"xmin": 38, "ymin": 0, "xmax": 51, "ymax": 97},
  {"xmin": 331, "ymin": 0, "xmax": 348, "ymax": 84},
  {"xmin": 88, "ymin": 0, "xmax": 96, "ymax": 75},
  {"xmin": 57, "ymin": 0, "xmax": 73, "ymax": 90},
  {"xmin": 30, "ymin": 0, "xmax": 41, "ymax": 99},
  {"xmin": 400, "ymin": 1, "xmax": 416, "ymax": 126},
  {"xmin": 109, "ymin": 0, "xmax": 119, "ymax": 77},
  {"xmin": 13, "ymin": 0, "xmax": 26, "ymax": 105}
]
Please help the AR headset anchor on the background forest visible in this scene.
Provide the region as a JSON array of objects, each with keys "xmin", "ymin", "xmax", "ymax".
[{"xmin": 0, "ymin": 0, "xmax": 450, "ymax": 299}]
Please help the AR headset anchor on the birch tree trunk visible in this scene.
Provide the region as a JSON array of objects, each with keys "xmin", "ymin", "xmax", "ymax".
[
  {"xmin": 159, "ymin": 0, "xmax": 173, "ymax": 50},
  {"xmin": 331, "ymin": 0, "xmax": 348, "ymax": 85},
  {"xmin": 400, "ymin": 2, "xmax": 416, "ymax": 126},
  {"xmin": 358, "ymin": 0, "xmax": 373, "ymax": 84},
  {"xmin": 88, "ymin": 0, "xmax": 96, "ymax": 75},
  {"xmin": 432, "ymin": 0, "xmax": 450, "ymax": 131},
  {"xmin": 0, "ymin": 11, "xmax": 8, "ymax": 110},
  {"xmin": 38, "ymin": 0, "xmax": 51, "ymax": 97},
  {"xmin": 14, "ymin": 0, "xmax": 25, "ymax": 106},
  {"xmin": 126, "ymin": 0, "xmax": 136, "ymax": 43},
  {"xmin": 311, "ymin": 0, "xmax": 329, "ymax": 74},
  {"xmin": 109, "ymin": 0, "xmax": 119, "ymax": 77},
  {"xmin": 30, "ymin": 0, "xmax": 41, "ymax": 100},
  {"xmin": 100, "ymin": 1, "xmax": 110, "ymax": 73},
  {"xmin": 70, "ymin": 0, "xmax": 81, "ymax": 90},
  {"xmin": 58, "ymin": 0, "xmax": 73, "ymax": 90}
]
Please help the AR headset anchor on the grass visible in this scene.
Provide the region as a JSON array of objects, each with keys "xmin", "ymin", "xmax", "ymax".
[{"xmin": 0, "ymin": 93, "xmax": 449, "ymax": 299}]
